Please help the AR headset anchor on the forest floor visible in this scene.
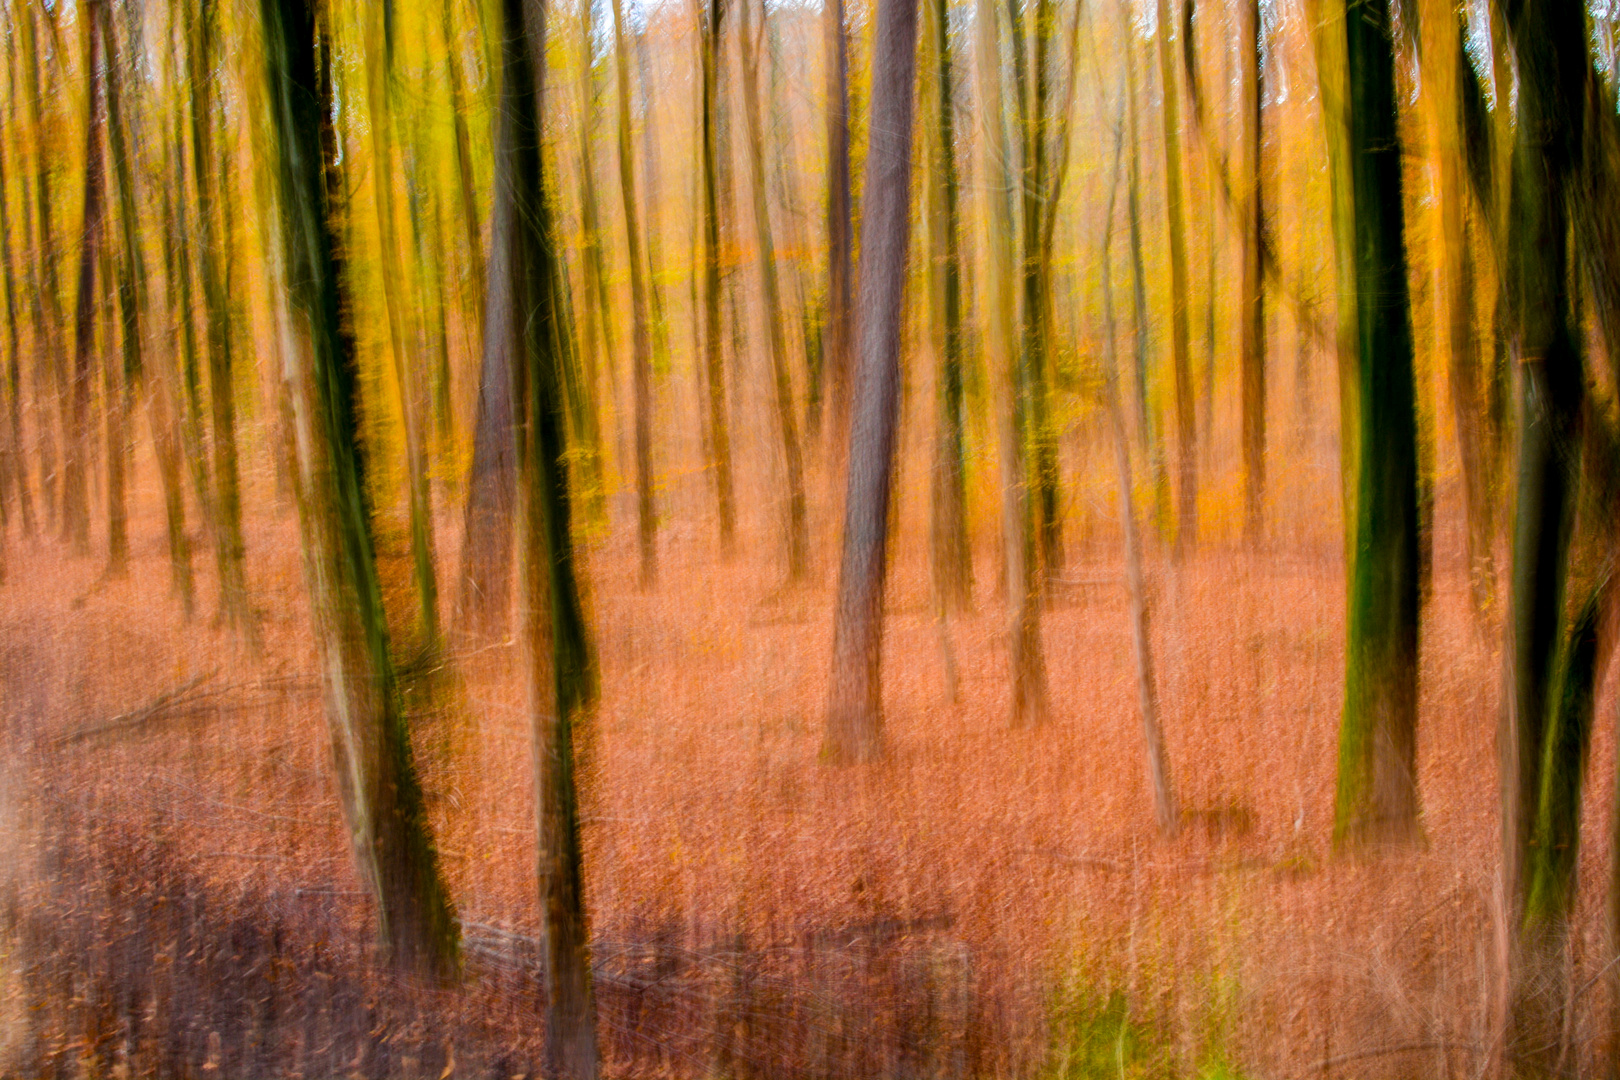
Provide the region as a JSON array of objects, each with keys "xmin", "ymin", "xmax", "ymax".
[{"xmin": 0, "ymin": 445, "xmax": 1608, "ymax": 1080}]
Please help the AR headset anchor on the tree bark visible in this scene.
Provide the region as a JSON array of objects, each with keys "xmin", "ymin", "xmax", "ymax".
[
  {"xmin": 191, "ymin": 0, "xmax": 252, "ymax": 631},
  {"xmin": 738, "ymin": 0, "xmax": 809, "ymax": 581},
  {"xmin": 611, "ymin": 0, "xmax": 659, "ymax": 587},
  {"xmin": 493, "ymin": 0, "xmax": 602, "ymax": 1070},
  {"xmin": 1332, "ymin": 0, "xmax": 1421, "ymax": 848},
  {"xmin": 260, "ymin": 0, "xmax": 460, "ymax": 981},
  {"xmin": 824, "ymin": 0, "xmax": 921, "ymax": 762},
  {"xmin": 62, "ymin": 0, "xmax": 107, "ymax": 558},
  {"xmin": 699, "ymin": 0, "xmax": 736, "ymax": 551}
]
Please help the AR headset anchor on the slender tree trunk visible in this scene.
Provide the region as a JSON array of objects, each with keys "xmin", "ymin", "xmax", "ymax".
[
  {"xmin": 824, "ymin": 0, "xmax": 921, "ymax": 763},
  {"xmin": 980, "ymin": 0, "xmax": 1047, "ymax": 728},
  {"xmin": 440, "ymin": 0, "xmax": 486, "ymax": 355},
  {"xmin": 574, "ymin": 0, "xmax": 611, "ymax": 523},
  {"xmin": 611, "ymin": 0, "xmax": 659, "ymax": 586},
  {"xmin": 823, "ymin": 0, "xmax": 854, "ymax": 456},
  {"xmin": 927, "ymin": 0, "xmax": 970, "ymax": 613},
  {"xmin": 365, "ymin": 0, "xmax": 442, "ymax": 651},
  {"xmin": 21, "ymin": 3, "xmax": 61, "ymax": 532},
  {"xmin": 63, "ymin": 0, "xmax": 108, "ymax": 558},
  {"xmin": 1153, "ymin": 0, "xmax": 1196, "ymax": 556},
  {"xmin": 1497, "ymin": 4, "xmax": 1590, "ymax": 1071},
  {"xmin": 699, "ymin": 0, "xmax": 736, "ymax": 551},
  {"xmin": 260, "ymin": 0, "xmax": 460, "ymax": 980},
  {"xmin": 1101, "ymin": 121, "xmax": 1176, "ymax": 834},
  {"xmin": 1239, "ymin": 0, "xmax": 1265, "ymax": 542},
  {"xmin": 491, "ymin": 0, "xmax": 602, "ymax": 1070},
  {"xmin": 1332, "ymin": 0, "xmax": 1421, "ymax": 848},
  {"xmin": 1123, "ymin": 23, "xmax": 1167, "ymax": 539},
  {"xmin": 738, "ymin": 0, "xmax": 809, "ymax": 581},
  {"xmin": 0, "ymin": 27, "xmax": 33, "ymax": 539},
  {"xmin": 192, "ymin": 0, "xmax": 251, "ymax": 630}
]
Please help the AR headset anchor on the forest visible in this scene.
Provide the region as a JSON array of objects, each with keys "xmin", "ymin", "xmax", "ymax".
[{"xmin": 0, "ymin": 0, "xmax": 1618, "ymax": 1075}]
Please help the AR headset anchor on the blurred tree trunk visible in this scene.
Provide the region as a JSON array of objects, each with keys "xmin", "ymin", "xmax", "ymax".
[
  {"xmin": 926, "ymin": 0, "xmax": 970, "ymax": 614},
  {"xmin": 1009, "ymin": 0, "xmax": 1062, "ymax": 579},
  {"xmin": 492, "ymin": 0, "xmax": 602, "ymax": 1071},
  {"xmin": 259, "ymin": 0, "xmax": 460, "ymax": 981},
  {"xmin": 1238, "ymin": 0, "xmax": 1265, "ymax": 542},
  {"xmin": 162, "ymin": 15, "xmax": 216, "ymax": 552},
  {"xmin": 1424, "ymin": 0, "xmax": 1496, "ymax": 617},
  {"xmin": 574, "ymin": 0, "xmax": 611, "ymax": 525},
  {"xmin": 191, "ymin": 0, "xmax": 251, "ymax": 631},
  {"xmin": 62, "ymin": 0, "xmax": 107, "ymax": 558},
  {"xmin": 1497, "ymin": 2, "xmax": 1590, "ymax": 1071},
  {"xmin": 824, "ymin": 0, "xmax": 921, "ymax": 762},
  {"xmin": 739, "ymin": 0, "xmax": 809, "ymax": 582},
  {"xmin": 1101, "ymin": 118, "xmax": 1176, "ymax": 834},
  {"xmin": 980, "ymin": 0, "xmax": 1047, "ymax": 728},
  {"xmin": 365, "ymin": 0, "xmax": 442, "ymax": 651},
  {"xmin": 699, "ymin": 0, "xmax": 736, "ymax": 552},
  {"xmin": 1332, "ymin": 0, "xmax": 1420, "ymax": 848},
  {"xmin": 440, "ymin": 0, "xmax": 486, "ymax": 357},
  {"xmin": 1123, "ymin": 20, "xmax": 1168, "ymax": 539},
  {"xmin": 634, "ymin": 30, "xmax": 673, "ymax": 374},
  {"xmin": 20, "ymin": 2, "xmax": 61, "ymax": 532},
  {"xmin": 1152, "ymin": 0, "xmax": 1195, "ymax": 557},
  {"xmin": 611, "ymin": 0, "xmax": 658, "ymax": 586},
  {"xmin": 822, "ymin": 0, "xmax": 854, "ymax": 454},
  {"xmin": 0, "ymin": 27, "xmax": 32, "ymax": 539}
]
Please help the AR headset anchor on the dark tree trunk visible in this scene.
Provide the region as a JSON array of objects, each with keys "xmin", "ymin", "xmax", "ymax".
[
  {"xmin": 611, "ymin": 0, "xmax": 659, "ymax": 587},
  {"xmin": 260, "ymin": 0, "xmax": 461, "ymax": 980},
  {"xmin": 493, "ymin": 0, "xmax": 602, "ymax": 1071},
  {"xmin": 699, "ymin": 0, "xmax": 736, "ymax": 552},
  {"xmin": 21, "ymin": 3, "xmax": 62, "ymax": 533},
  {"xmin": 822, "ymin": 0, "xmax": 854, "ymax": 456},
  {"xmin": 192, "ymin": 0, "xmax": 251, "ymax": 631},
  {"xmin": 1239, "ymin": 0, "xmax": 1265, "ymax": 542},
  {"xmin": 824, "ymin": 0, "xmax": 921, "ymax": 763},
  {"xmin": 0, "ymin": 24, "xmax": 32, "ymax": 539},
  {"xmin": 1332, "ymin": 0, "xmax": 1421, "ymax": 848},
  {"xmin": 62, "ymin": 0, "xmax": 107, "ymax": 558}
]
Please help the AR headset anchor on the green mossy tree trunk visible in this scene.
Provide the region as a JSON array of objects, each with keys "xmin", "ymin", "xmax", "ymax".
[
  {"xmin": 259, "ymin": 0, "xmax": 460, "ymax": 981},
  {"xmin": 1332, "ymin": 0, "xmax": 1421, "ymax": 849}
]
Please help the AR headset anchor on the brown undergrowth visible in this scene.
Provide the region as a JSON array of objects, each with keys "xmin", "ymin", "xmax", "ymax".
[{"xmin": 0, "ymin": 439, "xmax": 1610, "ymax": 1079}]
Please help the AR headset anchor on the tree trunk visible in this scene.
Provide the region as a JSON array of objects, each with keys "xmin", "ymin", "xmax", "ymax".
[
  {"xmin": 259, "ymin": 0, "xmax": 460, "ymax": 981},
  {"xmin": 1101, "ymin": 120, "xmax": 1176, "ymax": 834},
  {"xmin": 611, "ymin": 0, "xmax": 659, "ymax": 587},
  {"xmin": 574, "ymin": 0, "xmax": 611, "ymax": 525},
  {"xmin": 191, "ymin": 0, "xmax": 251, "ymax": 631},
  {"xmin": 20, "ymin": 3, "xmax": 61, "ymax": 533},
  {"xmin": 1123, "ymin": 21, "xmax": 1169, "ymax": 539},
  {"xmin": 1153, "ymin": 0, "xmax": 1196, "ymax": 557},
  {"xmin": 440, "ymin": 0, "xmax": 486, "ymax": 358},
  {"xmin": 738, "ymin": 0, "xmax": 809, "ymax": 581},
  {"xmin": 823, "ymin": 0, "xmax": 854, "ymax": 457},
  {"xmin": 62, "ymin": 0, "xmax": 107, "ymax": 558},
  {"xmin": 365, "ymin": 0, "xmax": 442, "ymax": 652},
  {"xmin": 980, "ymin": 0, "xmax": 1047, "ymax": 729},
  {"xmin": 493, "ymin": 0, "xmax": 602, "ymax": 1071},
  {"xmin": 0, "ymin": 25, "xmax": 33, "ymax": 539},
  {"xmin": 699, "ymin": 0, "xmax": 736, "ymax": 551},
  {"xmin": 927, "ymin": 0, "xmax": 970, "ymax": 614},
  {"xmin": 1332, "ymin": 0, "xmax": 1421, "ymax": 848},
  {"xmin": 1239, "ymin": 0, "xmax": 1265, "ymax": 543},
  {"xmin": 823, "ymin": 0, "xmax": 921, "ymax": 763},
  {"xmin": 1497, "ymin": 3, "xmax": 1590, "ymax": 1070}
]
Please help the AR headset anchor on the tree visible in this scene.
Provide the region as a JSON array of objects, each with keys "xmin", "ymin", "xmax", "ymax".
[
  {"xmin": 822, "ymin": 0, "xmax": 854, "ymax": 452},
  {"xmin": 1238, "ymin": 0, "xmax": 1264, "ymax": 541},
  {"xmin": 259, "ymin": 0, "xmax": 460, "ymax": 980},
  {"xmin": 980, "ymin": 0, "xmax": 1047, "ymax": 728},
  {"xmin": 824, "ymin": 0, "xmax": 922, "ymax": 762},
  {"xmin": 491, "ymin": 0, "xmax": 602, "ymax": 1069},
  {"xmin": 699, "ymin": 0, "xmax": 736, "ymax": 551},
  {"xmin": 20, "ymin": 0, "xmax": 62, "ymax": 532},
  {"xmin": 0, "ymin": 16, "xmax": 33, "ymax": 541},
  {"xmin": 926, "ymin": 0, "xmax": 970, "ymax": 613},
  {"xmin": 738, "ymin": 0, "xmax": 809, "ymax": 581},
  {"xmin": 61, "ymin": 0, "xmax": 107, "ymax": 558},
  {"xmin": 1152, "ymin": 0, "xmax": 1195, "ymax": 555},
  {"xmin": 1332, "ymin": 0, "xmax": 1421, "ymax": 848},
  {"xmin": 611, "ymin": 0, "xmax": 658, "ymax": 586},
  {"xmin": 191, "ymin": 0, "xmax": 252, "ymax": 631},
  {"xmin": 364, "ymin": 0, "xmax": 443, "ymax": 652}
]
